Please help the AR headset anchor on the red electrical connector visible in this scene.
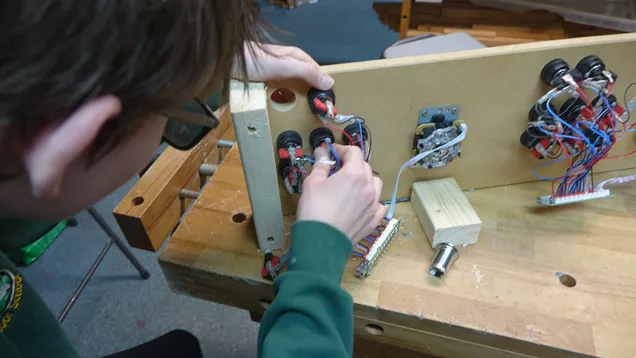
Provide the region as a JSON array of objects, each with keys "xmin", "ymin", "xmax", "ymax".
[{"xmin": 278, "ymin": 147, "xmax": 303, "ymax": 160}]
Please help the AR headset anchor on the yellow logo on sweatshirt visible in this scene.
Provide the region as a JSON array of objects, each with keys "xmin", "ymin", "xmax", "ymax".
[{"xmin": 0, "ymin": 270, "xmax": 22, "ymax": 333}]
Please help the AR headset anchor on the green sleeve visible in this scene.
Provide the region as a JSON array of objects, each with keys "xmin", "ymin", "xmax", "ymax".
[
  {"xmin": 258, "ymin": 221, "xmax": 353, "ymax": 358},
  {"xmin": 0, "ymin": 251, "xmax": 79, "ymax": 358}
]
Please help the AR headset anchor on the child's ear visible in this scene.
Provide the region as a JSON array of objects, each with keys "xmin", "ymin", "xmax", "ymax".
[{"xmin": 23, "ymin": 95, "xmax": 122, "ymax": 198}]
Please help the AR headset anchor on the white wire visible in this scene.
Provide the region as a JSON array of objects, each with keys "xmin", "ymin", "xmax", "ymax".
[
  {"xmin": 386, "ymin": 123, "xmax": 468, "ymax": 219},
  {"xmin": 595, "ymin": 174, "xmax": 636, "ymax": 191}
]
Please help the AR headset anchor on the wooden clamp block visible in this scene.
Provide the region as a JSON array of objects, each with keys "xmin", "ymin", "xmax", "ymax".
[
  {"xmin": 113, "ymin": 107, "xmax": 234, "ymax": 252},
  {"xmin": 410, "ymin": 177, "xmax": 481, "ymax": 248}
]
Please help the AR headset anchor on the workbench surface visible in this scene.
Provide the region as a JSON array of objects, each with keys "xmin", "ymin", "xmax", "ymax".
[{"xmin": 158, "ymin": 145, "xmax": 636, "ymax": 358}]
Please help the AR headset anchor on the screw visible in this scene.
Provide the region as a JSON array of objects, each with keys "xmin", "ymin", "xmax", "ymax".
[
  {"xmin": 267, "ymin": 236, "xmax": 274, "ymax": 242},
  {"xmin": 437, "ymin": 109, "xmax": 442, "ymax": 113},
  {"xmin": 421, "ymin": 111, "xmax": 428, "ymax": 117},
  {"xmin": 445, "ymin": 108, "xmax": 450, "ymax": 112},
  {"xmin": 452, "ymin": 108, "xmax": 458, "ymax": 114}
]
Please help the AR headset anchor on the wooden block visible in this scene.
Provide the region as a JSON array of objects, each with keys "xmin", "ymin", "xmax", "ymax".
[
  {"xmin": 410, "ymin": 178, "xmax": 481, "ymax": 248},
  {"xmin": 113, "ymin": 107, "xmax": 233, "ymax": 251},
  {"xmin": 399, "ymin": 0, "xmax": 413, "ymax": 39},
  {"xmin": 230, "ymin": 81, "xmax": 286, "ymax": 251},
  {"xmin": 442, "ymin": 27, "xmax": 497, "ymax": 38}
]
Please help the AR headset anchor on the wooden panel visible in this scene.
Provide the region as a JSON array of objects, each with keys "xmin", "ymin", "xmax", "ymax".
[
  {"xmin": 160, "ymin": 138, "xmax": 636, "ymax": 356},
  {"xmin": 411, "ymin": 178, "xmax": 481, "ymax": 248},
  {"xmin": 230, "ymin": 81, "xmax": 286, "ymax": 250},
  {"xmin": 264, "ymin": 34, "xmax": 636, "ymax": 214},
  {"xmin": 113, "ymin": 107, "xmax": 233, "ymax": 251}
]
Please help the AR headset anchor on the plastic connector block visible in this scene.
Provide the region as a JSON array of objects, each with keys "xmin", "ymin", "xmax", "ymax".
[
  {"xmin": 356, "ymin": 218, "xmax": 401, "ymax": 278},
  {"xmin": 537, "ymin": 190, "xmax": 612, "ymax": 206}
]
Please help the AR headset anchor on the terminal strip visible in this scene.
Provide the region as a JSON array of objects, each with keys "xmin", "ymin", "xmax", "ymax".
[{"xmin": 356, "ymin": 218, "xmax": 401, "ymax": 278}]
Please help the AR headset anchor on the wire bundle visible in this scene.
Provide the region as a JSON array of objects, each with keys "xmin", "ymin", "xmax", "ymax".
[
  {"xmin": 351, "ymin": 220, "xmax": 388, "ymax": 258},
  {"xmin": 529, "ymin": 81, "xmax": 636, "ymax": 198}
]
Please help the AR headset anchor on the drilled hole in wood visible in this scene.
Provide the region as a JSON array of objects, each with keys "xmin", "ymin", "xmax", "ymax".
[
  {"xmin": 232, "ymin": 213, "xmax": 247, "ymax": 223},
  {"xmin": 557, "ymin": 273, "xmax": 576, "ymax": 288},
  {"xmin": 269, "ymin": 88, "xmax": 297, "ymax": 112},
  {"xmin": 365, "ymin": 324, "xmax": 384, "ymax": 336},
  {"xmin": 258, "ymin": 299, "xmax": 271, "ymax": 309},
  {"xmin": 131, "ymin": 197, "xmax": 144, "ymax": 206}
]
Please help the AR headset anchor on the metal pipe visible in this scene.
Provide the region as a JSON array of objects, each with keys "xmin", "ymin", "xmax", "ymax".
[
  {"xmin": 199, "ymin": 163, "xmax": 218, "ymax": 176},
  {"xmin": 59, "ymin": 239, "xmax": 113, "ymax": 322},
  {"xmin": 179, "ymin": 189, "xmax": 200, "ymax": 200},
  {"xmin": 217, "ymin": 139, "xmax": 235, "ymax": 148},
  {"xmin": 429, "ymin": 243, "xmax": 458, "ymax": 278},
  {"xmin": 87, "ymin": 207, "xmax": 150, "ymax": 280}
]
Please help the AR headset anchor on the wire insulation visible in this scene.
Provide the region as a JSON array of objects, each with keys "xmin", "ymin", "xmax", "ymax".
[{"xmin": 387, "ymin": 123, "xmax": 468, "ymax": 218}]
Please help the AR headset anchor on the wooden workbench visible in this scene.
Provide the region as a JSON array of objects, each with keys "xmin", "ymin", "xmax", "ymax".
[{"xmin": 158, "ymin": 142, "xmax": 636, "ymax": 358}]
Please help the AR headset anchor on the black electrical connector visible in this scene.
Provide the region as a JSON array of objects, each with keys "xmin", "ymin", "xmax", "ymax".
[
  {"xmin": 528, "ymin": 102, "xmax": 558, "ymax": 122},
  {"xmin": 559, "ymin": 98, "xmax": 587, "ymax": 123},
  {"xmin": 309, "ymin": 127, "xmax": 335, "ymax": 150},
  {"xmin": 307, "ymin": 88, "xmax": 336, "ymax": 116},
  {"xmin": 276, "ymin": 130, "xmax": 303, "ymax": 150},
  {"xmin": 342, "ymin": 122, "xmax": 368, "ymax": 147},
  {"xmin": 540, "ymin": 59, "xmax": 570, "ymax": 87},
  {"xmin": 575, "ymin": 55, "xmax": 605, "ymax": 78}
]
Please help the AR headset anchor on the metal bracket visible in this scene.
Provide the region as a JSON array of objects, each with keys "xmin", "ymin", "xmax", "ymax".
[
  {"xmin": 412, "ymin": 105, "xmax": 462, "ymax": 169},
  {"xmin": 418, "ymin": 105, "xmax": 461, "ymax": 125}
]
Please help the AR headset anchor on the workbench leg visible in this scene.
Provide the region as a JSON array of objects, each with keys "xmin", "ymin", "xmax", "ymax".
[{"xmin": 249, "ymin": 311, "xmax": 263, "ymax": 323}]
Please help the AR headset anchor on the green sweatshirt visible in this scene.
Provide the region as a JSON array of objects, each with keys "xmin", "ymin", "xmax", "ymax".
[
  {"xmin": 0, "ymin": 220, "xmax": 352, "ymax": 358},
  {"xmin": 258, "ymin": 221, "xmax": 354, "ymax": 358}
]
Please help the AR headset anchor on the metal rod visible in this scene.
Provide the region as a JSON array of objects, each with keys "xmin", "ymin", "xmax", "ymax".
[
  {"xmin": 59, "ymin": 239, "xmax": 113, "ymax": 322},
  {"xmin": 199, "ymin": 163, "xmax": 218, "ymax": 176},
  {"xmin": 179, "ymin": 189, "xmax": 200, "ymax": 200},
  {"xmin": 217, "ymin": 139, "xmax": 235, "ymax": 148},
  {"xmin": 88, "ymin": 207, "xmax": 150, "ymax": 280},
  {"xmin": 429, "ymin": 243, "xmax": 458, "ymax": 278}
]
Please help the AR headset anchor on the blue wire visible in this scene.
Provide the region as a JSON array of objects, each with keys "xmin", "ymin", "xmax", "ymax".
[
  {"xmin": 305, "ymin": 158, "xmax": 315, "ymax": 163},
  {"xmin": 357, "ymin": 117, "xmax": 365, "ymax": 159},
  {"xmin": 327, "ymin": 142, "xmax": 340, "ymax": 172},
  {"xmin": 531, "ymin": 155, "xmax": 567, "ymax": 181},
  {"xmin": 351, "ymin": 251, "xmax": 365, "ymax": 257},
  {"xmin": 547, "ymin": 96, "xmax": 591, "ymax": 148},
  {"xmin": 536, "ymin": 126, "xmax": 582, "ymax": 142}
]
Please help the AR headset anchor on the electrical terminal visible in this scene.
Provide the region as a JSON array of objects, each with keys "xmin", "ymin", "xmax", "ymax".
[
  {"xmin": 356, "ymin": 218, "xmax": 401, "ymax": 278},
  {"xmin": 537, "ymin": 190, "xmax": 612, "ymax": 206}
]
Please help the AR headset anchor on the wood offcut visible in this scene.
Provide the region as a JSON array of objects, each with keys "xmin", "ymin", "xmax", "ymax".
[{"xmin": 410, "ymin": 177, "xmax": 481, "ymax": 248}]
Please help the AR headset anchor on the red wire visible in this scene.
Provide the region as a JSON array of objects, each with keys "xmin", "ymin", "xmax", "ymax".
[
  {"xmin": 606, "ymin": 148, "xmax": 636, "ymax": 160},
  {"xmin": 554, "ymin": 137, "xmax": 572, "ymax": 167},
  {"xmin": 325, "ymin": 121, "xmax": 356, "ymax": 148},
  {"xmin": 292, "ymin": 166, "xmax": 310, "ymax": 175}
]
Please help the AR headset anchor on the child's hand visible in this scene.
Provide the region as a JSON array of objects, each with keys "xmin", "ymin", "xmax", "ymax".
[
  {"xmin": 296, "ymin": 145, "xmax": 386, "ymax": 244},
  {"xmin": 233, "ymin": 42, "xmax": 334, "ymax": 90}
]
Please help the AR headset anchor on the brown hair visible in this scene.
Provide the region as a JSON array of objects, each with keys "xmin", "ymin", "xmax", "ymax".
[{"xmin": 0, "ymin": 0, "xmax": 262, "ymax": 159}]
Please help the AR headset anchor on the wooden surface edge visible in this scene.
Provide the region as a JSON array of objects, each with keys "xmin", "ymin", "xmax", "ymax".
[{"xmin": 321, "ymin": 33, "xmax": 636, "ymax": 75}]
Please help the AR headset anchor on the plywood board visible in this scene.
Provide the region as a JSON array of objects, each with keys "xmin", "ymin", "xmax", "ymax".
[{"xmin": 263, "ymin": 34, "xmax": 636, "ymax": 214}]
